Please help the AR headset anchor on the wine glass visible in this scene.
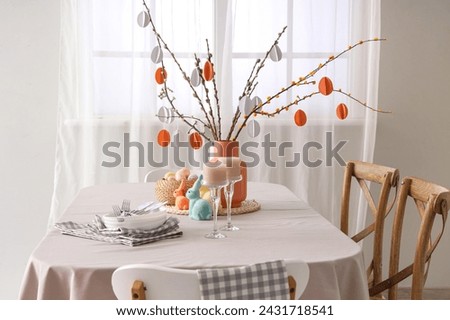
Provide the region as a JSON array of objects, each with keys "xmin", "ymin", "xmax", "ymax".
[
  {"xmin": 202, "ymin": 165, "xmax": 228, "ymax": 239},
  {"xmin": 221, "ymin": 175, "xmax": 242, "ymax": 231}
]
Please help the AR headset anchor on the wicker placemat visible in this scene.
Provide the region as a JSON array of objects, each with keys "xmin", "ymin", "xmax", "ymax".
[{"xmin": 164, "ymin": 199, "xmax": 261, "ymax": 216}]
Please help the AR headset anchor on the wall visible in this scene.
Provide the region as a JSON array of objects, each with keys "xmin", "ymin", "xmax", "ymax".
[
  {"xmin": 375, "ymin": 0, "xmax": 450, "ymax": 287},
  {"xmin": 0, "ymin": 0, "xmax": 60, "ymax": 299}
]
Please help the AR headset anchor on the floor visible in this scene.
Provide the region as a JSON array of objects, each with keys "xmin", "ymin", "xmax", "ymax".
[{"xmin": 397, "ymin": 288, "xmax": 450, "ymax": 300}]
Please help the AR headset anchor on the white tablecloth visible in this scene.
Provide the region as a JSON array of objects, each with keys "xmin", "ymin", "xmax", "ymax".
[{"xmin": 19, "ymin": 182, "xmax": 369, "ymax": 300}]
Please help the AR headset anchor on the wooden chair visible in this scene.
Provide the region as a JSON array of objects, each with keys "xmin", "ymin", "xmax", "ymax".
[
  {"xmin": 369, "ymin": 176, "xmax": 450, "ymax": 299},
  {"xmin": 111, "ymin": 260, "xmax": 309, "ymax": 300},
  {"xmin": 340, "ymin": 160, "xmax": 400, "ymax": 295}
]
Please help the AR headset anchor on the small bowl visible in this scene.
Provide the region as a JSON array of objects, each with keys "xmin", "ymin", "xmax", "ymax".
[{"xmin": 102, "ymin": 210, "xmax": 167, "ymax": 230}]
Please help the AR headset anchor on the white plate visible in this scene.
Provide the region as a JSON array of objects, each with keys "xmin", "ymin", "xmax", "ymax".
[{"xmin": 103, "ymin": 210, "xmax": 167, "ymax": 230}]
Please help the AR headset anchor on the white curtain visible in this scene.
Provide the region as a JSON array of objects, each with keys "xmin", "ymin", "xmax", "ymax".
[{"xmin": 50, "ymin": 0, "xmax": 381, "ymax": 233}]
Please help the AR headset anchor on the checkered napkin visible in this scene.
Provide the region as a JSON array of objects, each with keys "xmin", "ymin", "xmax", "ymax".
[
  {"xmin": 54, "ymin": 216, "xmax": 182, "ymax": 247},
  {"xmin": 197, "ymin": 260, "xmax": 290, "ymax": 300}
]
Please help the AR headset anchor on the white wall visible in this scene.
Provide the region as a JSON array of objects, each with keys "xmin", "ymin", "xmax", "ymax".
[
  {"xmin": 0, "ymin": 0, "xmax": 60, "ymax": 299},
  {"xmin": 375, "ymin": 0, "xmax": 450, "ymax": 287},
  {"xmin": 1, "ymin": 0, "xmax": 450, "ymax": 300}
]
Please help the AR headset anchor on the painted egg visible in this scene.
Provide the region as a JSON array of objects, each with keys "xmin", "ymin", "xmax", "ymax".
[
  {"xmin": 203, "ymin": 61, "xmax": 214, "ymax": 81},
  {"xmin": 157, "ymin": 129, "xmax": 170, "ymax": 147},
  {"xmin": 239, "ymin": 96, "xmax": 252, "ymax": 115},
  {"xmin": 165, "ymin": 108, "xmax": 175, "ymax": 124},
  {"xmin": 252, "ymin": 96, "xmax": 263, "ymax": 108},
  {"xmin": 191, "ymin": 68, "xmax": 201, "ymax": 87},
  {"xmin": 189, "ymin": 132, "xmax": 203, "ymax": 150},
  {"xmin": 269, "ymin": 44, "xmax": 282, "ymax": 62},
  {"xmin": 247, "ymin": 119, "xmax": 260, "ymax": 138},
  {"xmin": 336, "ymin": 103, "xmax": 348, "ymax": 120},
  {"xmin": 157, "ymin": 106, "xmax": 169, "ymax": 123},
  {"xmin": 151, "ymin": 46, "xmax": 163, "ymax": 64},
  {"xmin": 294, "ymin": 109, "xmax": 307, "ymax": 126},
  {"xmin": 319, "ymin": 77, "xmax": 333, "ymax": 96},
  {"xmin": 175, "ymin": 167, "xmax": 190, "ymax": 181},
  {"xmin": 155, "ymin": 67, "xmax": 167, "ymax": 84},
  {"xmin": 137, "ymin": 11, "xmax": 150, "ymax": 28}
]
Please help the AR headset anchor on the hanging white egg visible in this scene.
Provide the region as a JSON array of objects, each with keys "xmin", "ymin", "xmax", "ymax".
[
  {"xmin": 252, "ymin": 96, "xmax": 262, "ymax": 108},
  {"xmin": 151, "ymin": 46, "xmax": 163, "ymax": 64},
  {"xmin": 137, "ymin": 11, "xmax": 150, "ymax": 28},
  {"xmin": 157, "ymin": 106, "xmax": 169, "ymax": 123},
  {"xmin": 165, "ymin": 108, "xmax": 175, "ymax": 124},
  {"xmin": 247, "ymin": 119, "xmax": 261, "ymax": 138},
  {"xmin": 239, "ymin": 95, "xmax": 252, "ymax": 115},
  {"xmin": 191, "ymin": 68, "xmax": 201, "ymax": 87},
  {"xmin": 269, "ymin": 44, "xmax": 282, "ymax": 62}
]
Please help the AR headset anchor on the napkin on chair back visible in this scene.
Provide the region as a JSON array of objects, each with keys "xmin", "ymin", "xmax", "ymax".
[{"xmin": 197, "ymin": 260, "xmax": 290, "ymax": 300}]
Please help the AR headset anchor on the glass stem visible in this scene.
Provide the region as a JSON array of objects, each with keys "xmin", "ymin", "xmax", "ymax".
[
  {"xmin": 225, "ymin": 182, "xmax": 234, "ymax": 228},
  {"xmin": 211, "ymin": 187, "xmax": 221, "ymax": 234}
]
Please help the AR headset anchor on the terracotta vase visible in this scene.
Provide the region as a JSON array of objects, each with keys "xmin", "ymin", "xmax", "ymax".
[{"xmin": 212, "ymin": 141, "xmax": 247, "ymax": 208}]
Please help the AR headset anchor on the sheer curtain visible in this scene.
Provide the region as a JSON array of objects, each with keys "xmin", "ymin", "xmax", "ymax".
[{"xmin": 50, "ymin": 0, "xmax": 380, "ymax": 232}]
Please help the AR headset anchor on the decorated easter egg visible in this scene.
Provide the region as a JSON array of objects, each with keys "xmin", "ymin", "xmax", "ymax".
[
  {"xmin": 203, "ymin": 61, "xmax": 214, "ymax": 81},
  {"xmin": 269, "ymin": 44, "xmax": 282, "ymax": 62},
  {"xmin": 155, "ymin": 67, "xmax": 167, "ymax": 84},
  {"xmin": 319, "ymin": 77, "xmax": 333, "ymax": 96},
  {"xmin": 175, "ymin": 167, "xmax": 190, "ymax": 181},
  {"xmin": 294, "ymin": 109, "xmax": 307, "ymax": 126},
  {"xmin": 336, "ymin": 103, "xmax": 348, "ymax": 120},
  {"xmin": 157, "ymin": 129, "xmax": 170, "ymax": 147},
  {"xmin": 189, "ymin": 132, "xmax": 203, "ymax": 150}
]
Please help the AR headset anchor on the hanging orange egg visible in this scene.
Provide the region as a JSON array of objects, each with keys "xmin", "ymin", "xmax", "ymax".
[
  {"xmin": 319, "ymin": 77, "xmax": 333, "ymax": 96},
  {"xmin": 155, "ymin": 67, "xmax": 167, "ymax": 84},
  {"xmin": 189, "ymin": 132, "xmax": 203, "ymax": 150},
  {"xmin": 294, "ymin": 109, "xmax": 307, "ymax": 126},
  {"xmin": 203, "ymin": 61, "xmax": 214, "ymax": 81},
  {"xmin": 157, "ymin": 129, "xmax": 170, "ymax": 147},
  {"xmin": 336, "ymin": 103, "xmax": 348, "ymax": 120}
]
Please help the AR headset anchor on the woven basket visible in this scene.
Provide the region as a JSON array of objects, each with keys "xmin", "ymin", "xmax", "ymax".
[
  {"xmin": 155, "ymin": 178, "xmax": 197, "ymax": 205},
  {"xmin": 164, "ymin": 199, "xmax": 261, "ymax": 216}
]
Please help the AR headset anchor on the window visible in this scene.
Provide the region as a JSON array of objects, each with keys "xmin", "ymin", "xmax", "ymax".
[{"xmin": 90, "ymin": 0, "xmax": 353, "ymax": 120}]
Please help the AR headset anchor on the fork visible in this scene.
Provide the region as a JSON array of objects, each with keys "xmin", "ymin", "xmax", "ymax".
[
  {"xmin": 112, "ymin": 205, "xmax": 122, "ymax": 217},
  {"xmin": 122, "ymin": 199, "xmax": 131, "ymax": 215}
]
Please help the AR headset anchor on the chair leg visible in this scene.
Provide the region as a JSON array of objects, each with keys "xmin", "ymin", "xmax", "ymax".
[{"xmin": 132, "ymin": 280, "xmax": 146, "ymax": 300}]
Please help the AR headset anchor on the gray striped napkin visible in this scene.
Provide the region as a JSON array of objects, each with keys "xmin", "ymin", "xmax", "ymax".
[
  {"xmin": 55, "ymin": 216, "xmax": 182, "ymax": 247},
  {"xmin": 197, "ymin": 260, "xmax": 290, "ymax": 300}
]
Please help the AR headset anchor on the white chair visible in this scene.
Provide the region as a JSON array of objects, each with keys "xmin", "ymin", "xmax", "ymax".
[
  {"xmin": 144, "ymin": 168, "xmax": 175, "ymax": 182},
  {"xmin": 112, "ymin": 260, "xmax": 310, "ymax": 300}
]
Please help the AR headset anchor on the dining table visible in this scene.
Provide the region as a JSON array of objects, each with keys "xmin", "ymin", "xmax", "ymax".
[{"xmin": 19, "ymin": 182, "xmax": 369, "ymax": 300}]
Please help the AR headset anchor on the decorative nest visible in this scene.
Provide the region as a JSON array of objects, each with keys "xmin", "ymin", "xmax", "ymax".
[
  {"xmin": 164, "ymin": 199, "xmax": 261, "ymax": 216},
  {"xmin": 155, "ymin": 178, "xmax": 197, "ymax": 205}
]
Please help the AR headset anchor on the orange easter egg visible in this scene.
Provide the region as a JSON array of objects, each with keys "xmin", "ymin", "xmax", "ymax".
[
  {"xmin": 157, "ymin": 129, "xmax": 170, "ymax": 147},
  {"xmin": 294, "ymin": 109, "xmax": 307, "ymax": 126},
  {"xmin": 189, "ymin": 132, "xmax": 203, "ymax": 150},
  {"xmin": 203, "ymin": 61, "xmax": 214, "ymax": 81},
  {"xmin": 155, "ymin": 67, "xmax": 167, "ymax": 84},
  {"xmin": 336, "ymin": 103, "xmax": 348, "ymax": 120},
  {"xmin": 319, "ymin": 77, "xmax": 333, "ymax": 96}
]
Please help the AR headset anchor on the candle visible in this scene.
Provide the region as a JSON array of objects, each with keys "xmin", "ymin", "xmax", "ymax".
[
  {"xmin": 202, "ymin": 161, "xmax": 228, "ymax": 186},
  {"xmin": 217, "ymin": 157, "xmax": 241, "ymax": 181}
]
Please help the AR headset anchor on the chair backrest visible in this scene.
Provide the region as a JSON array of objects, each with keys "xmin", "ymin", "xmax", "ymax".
[
  {"xmin": 369, "ymin": 176, "xmax": 450, "ymax": 299},
  {"xmin": 340, "ymin": 160, "xmax": 400, "ymax": 292},
  {"xmin": 112, "ymin": 260, "xmax": 309, "ymax": 300},
  {"xmin": 144, "ymin": 168, "xmax": 174, "ymax": 182}
]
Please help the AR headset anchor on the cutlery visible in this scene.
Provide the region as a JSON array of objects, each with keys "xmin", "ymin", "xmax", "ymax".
[
  {"xmin": 121, "ymin": 199, "xmax": 131, "ymax": 215},
  {"xmin": 112, "ymin": 205, "xmax": 122, "ymax": 217}
]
